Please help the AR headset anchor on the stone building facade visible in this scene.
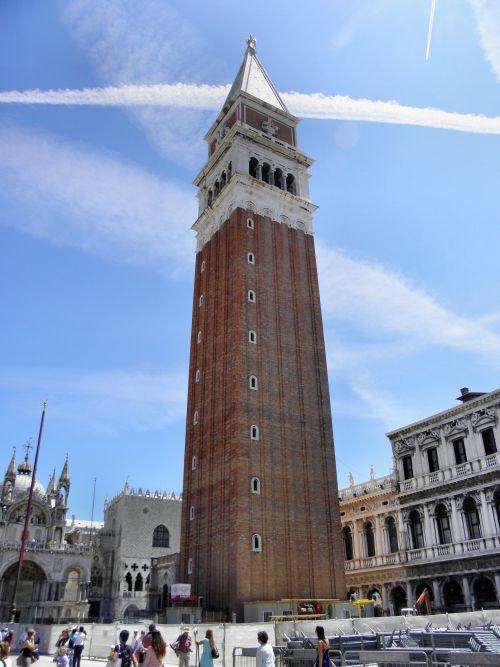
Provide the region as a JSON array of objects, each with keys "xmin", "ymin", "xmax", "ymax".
[
  {"xmin": 89, "ymin": 484, "xmax": 181, "ymax": 621},
  {"xmin": 180, "ymin": 37, "xmax": 345, "ymax": 619},
  {"xmin": 0, "ymin": 453, "xmax": 92, "ymax": 623},
  {"xmin": 340, "ymin": 387, "xmax": 500, "ymax": 614}
]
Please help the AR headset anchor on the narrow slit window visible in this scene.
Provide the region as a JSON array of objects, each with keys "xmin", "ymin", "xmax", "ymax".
[
  {"xmin": 247, "ymin": 252, "xmax": 255, "ymax": 265},
  {"xmin": 249, "ymin": 375, "xmax": 258, "ymax": 390},
  {"xmin": 197, "ymin": 331, "xmax": 202, "ymax": 344},
  {"xmin": 252, "ymin": 533, "xmax": 262, "ymax": 552},
  {"xmin": 247, "ymin": 218, "xmax": 254, "ymax": 229},
  {"xmin": 193, "ymin": 411, "xmax": 199, "ymax": 425},
  {"xmin": 189, "ymin": 506, "xmax": 194, "ymax": 520},
  {"xmin": 195, "ymin": 369, "xmax": 200, "ymax": 383},
  {"xmin": 249, "ymin": 330, "xmax": 257, "ymax": 344},
  {"xmin": 251, "ymin": 477, "xmax": 261, "ymax": 494},
  {"xmin": 191, "ymin": 456, "xmax": 197, "ymax": 471},
  {"xmin": 199, "ymin": 294, "xmax": 204, "ymax": 307},
  {"xmin": 250, "ymin": 425, "xmax": 259, "ymax": 440},
  {"xmin": 201, "ymin": 260, "xmax": 205, "ymax": 272},
  {"xmin": 188, "ymin": 558, "xmax": 193, "ymax": 574},
  {"xmin": 248, "ymin": 290, "xmax": 256, "ymax": 303}
]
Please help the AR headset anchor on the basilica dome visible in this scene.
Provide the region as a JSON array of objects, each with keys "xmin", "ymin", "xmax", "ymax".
[{"xmin": 12, "ymin": 472, "xmax": 46, "ymax": 497}]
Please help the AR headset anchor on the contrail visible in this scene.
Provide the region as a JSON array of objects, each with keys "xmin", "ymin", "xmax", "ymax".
[
  {"xmin": 426, "ymin": 0, "xmax": 437, "ymax": 61},
  {"xmin": 1, "ymin": 82, "xmax": 499, "ymax": 136}
]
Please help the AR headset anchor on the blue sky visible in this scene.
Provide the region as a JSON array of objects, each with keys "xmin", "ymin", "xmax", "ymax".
[{"xmin": 0, "ymin": 0, "xmax": 499, "ymax": 519}]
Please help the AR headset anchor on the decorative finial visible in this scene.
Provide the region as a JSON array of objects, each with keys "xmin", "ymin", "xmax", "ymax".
[
  {"xmin": 370, "ymin": 464, "xmax": 375, "ymax": 480},
  {"xmin": 348, "ymin": 472, "xmax": 355, "ymax": 486},
  {"xmin": 24, "ymin": 437, "xmax": 33, "ymax": 459},
  {"xmin": 43, "ymin": 400, "xmax": 47, "ymax": 408},
  {"xmin": 246, "ymin": 35, "xmax": 256, "ymax": 52}
]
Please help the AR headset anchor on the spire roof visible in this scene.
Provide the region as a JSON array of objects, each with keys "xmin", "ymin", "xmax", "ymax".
[
  {"xmin": 6, "ymin": 448, "xmax": 16, "ymax": 477},
  {"xmin": 47, "ymin": 468, "xmax": 56, "ymax": 494},
  {"xmin": 223, "ymin": 36, "xmax": 288, "ymax": 113},
  {"xmin": 59, "ymin": 456, "xmax": 69, "ymax": 483}
]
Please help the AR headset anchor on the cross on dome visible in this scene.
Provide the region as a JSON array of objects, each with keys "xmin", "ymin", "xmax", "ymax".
[{"xmin": 246, "ymin": 35, "xmax": 256, "ymax": 52}]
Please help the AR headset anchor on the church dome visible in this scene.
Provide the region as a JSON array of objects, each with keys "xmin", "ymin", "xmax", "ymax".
[
  {"xmin": 12, "ymin": 471, "xmax": 46, "ymax": 497},
  {"xmin": 17, "ymin": 457, "xmax": 33, "ymax": 475}
]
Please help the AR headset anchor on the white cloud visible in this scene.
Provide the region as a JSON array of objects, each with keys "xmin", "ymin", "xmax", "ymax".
[
  {"xmin": 59, "ymin": 0, "xmax": 226, "ymax": 167},
  {"xmin": 0, "ymin": 123, "xmax": 196, "ymax": 275},
  {"xmin": 2, "ymin": 83, "xmax": 499, "ymax": 136},
  {"xmin": 469, "ymin": 0, "xmax": 500, "ymax": 82},
  {"xmin": 316, "ymin": 243, "xmax": 500, "ymax": 359},
  {"xmin": 0, "ymin": 368, "xmax": 187, "ymax": 436}
]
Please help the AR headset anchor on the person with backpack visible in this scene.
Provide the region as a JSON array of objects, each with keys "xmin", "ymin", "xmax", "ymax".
[
  {"xmin": 174, "ymin": 628, "xmax": 191, "ymax": 667},
  {"xmin": 112, "ymin": 630, "xmax": 137, "ymax": 667},
  {"xmin": 143, "ymin": 631, "xmax": 165, "ymax": 667}
]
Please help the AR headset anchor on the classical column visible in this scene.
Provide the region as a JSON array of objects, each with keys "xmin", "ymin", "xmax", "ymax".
[
  {"xmin": 256, "ymin": 163, "xmax": 262, "ymax": 180},
  {"xmin": 382, "ymin": 583, "xmax": 391, "ymax": 615},
  {"xmin": 353, "ymin": 520, "xmax": 362, "ymax": 559},
  {"xmin": 479, "ymin": 490, "xmax": 493, "ymax": 537},
  {"xmin": 406, "ymin": 581, "xmax": 415, "ymax": 608},
  {"xmin": 422, "ymin": 504, "xmax": 433, "ymax": 547},
  {"xmin": 462, "ymin": 576, "xmax": 473, "ymax": 610},
  {"xmin": 450, "ymin": 496, "xmax": 463, "ymax": 543},
  {"xmin": 375, "ymin": 515, "xmax": 384, "ymax": 556},
  {"xmin": 432, "ymin": 580, "xmax": 442, "ymax": 612},
  {"xmin": 397, "ymin": 510, "xmax": 407, "ymax": 549},
  {"xmin": 494, "ymin": 573, "xmax": 500, "ymax": 605}
]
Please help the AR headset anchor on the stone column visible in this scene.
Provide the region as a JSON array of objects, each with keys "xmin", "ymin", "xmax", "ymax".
[
  {"xmin": 256, "ymin": 163, "xmax": 262, "ymax": 180},
  {"xmin": 432, "ymin": 580, "xmax": 442, "ymax": 612},
  {"xmin": 353, "ymin": 521, "xmax": 362, "ymax": 560},
  {"xmin": 382, "ymin": 583, "xmax": 391, "ymax": 615},
  {"xmin": 450, "ymin": 496, "xmax": 463, "ymax": 543},
  {"xmin": 494, "ymin": 573, "xmax": 500, "ymax": 605},
  {"xmin": 462, "ymin": 576, "xmax": 473, "ymax": 610},
  {"xmin": 423, "ymin": 504, "xmax": 433, "ymax": 547},
  {"xmin": 479, "ymin": 490, "xmax": 492, "ymax": 537},
  {"xmin": 375, "ymin": 515, "xmax": 384, "ymax": 556},
  {"xmin": 407, "ymin": 582, "xmax": 415, "ymax": 608},
  {"xmin": 397, "ymin": 510, "xmax": 407, "ymax": 549}
]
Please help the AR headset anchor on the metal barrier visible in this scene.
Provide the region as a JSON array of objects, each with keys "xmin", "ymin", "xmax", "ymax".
[
  {"xmin": 430, "ymin": 653, "xmax": 500, "ymax": 666},
  {"xmin": 344, "ymin": 649, "xmax": 430, "ymax": 666},
  {"xmin": 233, "ymin": 647, "xmax": 284, "ymax": 667}
]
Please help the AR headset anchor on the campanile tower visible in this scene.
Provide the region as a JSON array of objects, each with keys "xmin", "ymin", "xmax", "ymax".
[{"xmin": 180, "ymin": 37, "xmax": 345, "ymax": 618}]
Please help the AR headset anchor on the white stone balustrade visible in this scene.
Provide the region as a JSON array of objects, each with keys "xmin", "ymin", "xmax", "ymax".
[{"xmin": 399, "ymin": 452, "xmax": 499, "ymax": 493}]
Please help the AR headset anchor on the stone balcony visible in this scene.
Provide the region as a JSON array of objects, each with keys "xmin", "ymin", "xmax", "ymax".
[
  {"xmin": 340, "ymin": 473, "xmax": 397, "ymax": 501},
  {"xmin": 1, "ymin": 541, "xmax": 93, "ymax": 555},
  {"xmin": 344, "ymin": 551, "xmax": 407, "ymax": 570},
  {"xmin": 406, "ymin": 534, "xmax": 500, "ymax": 562},
  {"xmin": 399, "ymin": 452, "xmax": 499, "ymax": 494}
]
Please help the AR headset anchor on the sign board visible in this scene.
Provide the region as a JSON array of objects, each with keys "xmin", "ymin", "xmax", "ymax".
[{"xmin": 171, "ymin": 583, "xmax": 191, "ymax": 598}]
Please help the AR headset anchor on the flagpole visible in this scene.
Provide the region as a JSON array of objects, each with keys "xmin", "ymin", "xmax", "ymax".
[
  {"xmin": 89, "ymin": 477, "xmax": 96, "ymax": 545},
  {"xmin": 9, "ymin": 400, "xmax": 47, "ymax": 623}
]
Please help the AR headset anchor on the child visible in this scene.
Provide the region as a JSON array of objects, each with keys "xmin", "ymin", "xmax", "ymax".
[{"xmin": 56, "ymin": 647, "xmax": 69, "ymax": 667}]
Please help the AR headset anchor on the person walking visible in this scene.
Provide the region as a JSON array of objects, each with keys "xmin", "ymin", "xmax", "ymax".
[
  {"xmin": 195, "ymin": 630, "xmax": 217, "ymax": 667},
  {"xmin": 0, "ymin": 640, "xmax": 12, "ymax": 667},
  {"xmin": 112, "ymin": 631, "xmax": 136, "ymax": 667},
  {"xmin": 72, "ymin": 627, "xmax": 86, "ymax": 667},
  {"xmin": 314, "ymin": 627, "xmax": 330, "ymax": 667},
  {"xmin": 18, "ymin": 629, "xmax": 35, "ymax": 667},
  {"xmin": 255, "ymin": 632, "xmax": 274, "ymax": 667},
  {"xmin": 174, "ymin": 628, "xmax": 191, "ymax": 667},
  {"xmin": 141, "ymin": 625, "xmax": 156, "ymax": 652},
  {"xmin": 135, "ymin": 631, "xmax": 146, "ymax": 666},
  {"xmin": 143, "ymin": 632, "xmax": 165, "ymax": 667}
]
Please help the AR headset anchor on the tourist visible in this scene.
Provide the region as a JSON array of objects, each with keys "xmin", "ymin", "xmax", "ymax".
[
  {"xmin": 72, "ymin": 627, "xmax": 87, "ymax": 667},
  {"xmin": 18, "ymin": 629, "xmax": 35, "ymax": 667},
  {"xmin": 141, "ymin": 625, "xmax": 156, "ymax": 651},
  {"xmin": 67, "ymin": 628, "xmax": 78, "ymax": 667},
  {"xmin": 256, "ymin": 632, "xmax": 273, "ymax": 667},
  {"xmin": 314, "ymin": 627, "xmax": 329, "ymax": 667},
  {"xmin": 56, "ymin": 647, "xmax": 69, "ymax": 667},
  {"xmin": 2, "ymin": 633, "xmax": 13, "ymax": 649},
  {"xmin": 0, "ymin": 640, "xmax": 12, "ymax": 667},
  {"xmin": 174, "ymin": 628, "xmax": 191, "ymax": 667},
  {"xmin": 112, "ymin": 630, "xmax": 136, "ymax": 667},
  {"xmin": 143, "ymin": 631, "xmax": 166, "ymax": 667},
  {"xmin": 195, "ymin": 629, "xmax": 217, "ymax": 667},
  {"xmin": 135, "ymin": 631, "xmax": 146, "ymax": 665}
]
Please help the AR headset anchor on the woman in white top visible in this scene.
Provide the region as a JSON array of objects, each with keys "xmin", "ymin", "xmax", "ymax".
[{"xmin": 0, "ymin": 640, "xmax": 12, "ymax": 667}]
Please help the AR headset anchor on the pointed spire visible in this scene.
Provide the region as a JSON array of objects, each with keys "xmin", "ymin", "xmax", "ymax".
[
  {"xmin": 223, "ymin": 35, "xmax": 288, "ymax": 112},
  {"xmin": 58, "ymin": 455, "xmax": 69, "ymax": 485},
  {"xmin": 47, "ymin": 468, "xmax": 56, "ymax": 494},
  {"xmin": 6, "ymin": 447, "xmax": 16, "ymax": 478}
]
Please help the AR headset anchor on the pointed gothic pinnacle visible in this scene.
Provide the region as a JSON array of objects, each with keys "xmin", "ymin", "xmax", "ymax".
[
  {"xmin": 6, "ymin": 448, "xmax": 16, "ymax": 476},
  {"xmin": 246, "ymin": 35, "xmax": 256, "ymax": 52}
]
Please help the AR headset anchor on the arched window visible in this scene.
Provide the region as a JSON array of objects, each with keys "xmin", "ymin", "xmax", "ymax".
[
  {"xmin": 248, "ymin": 330, "xmax": 257, "ymax": 344},
  {"xmin": 247, "ymin": 218, "xmax": 254, "ymax": 229},
  {"xmin": 249, "ymin": 157, "xmax": 258, "ymax": 179},
  {"xmin": 249, "ymin": 375, "xmax": 258, "ymax": 390},
  {"xmin": 221, "ymin": 171, "xmax": 227, "ymax": 188},
  {"xmin": 125, "ymin": 572, "xmax": 132, "ymax": 592},
  {"xmin": 201, "ymin": 260, "xmax": 206, "ymax": 272},
  {"xmin": 227, "ymin": 162, "xmax": 232, "ymax": 180},
  {"xmin": 250, "ymin": 425, "xmax": 259, "ymax": 440},
  {"xmin": 191, "ymin": 456, "xmax": 197, "ymax": 471},
  {"xmin": 247, "ymin": 252, "xmax": 255, "ymax": 265},
  {"xmin": 134, "ymin": 573, "xmax": 143, "ymax": 592},
  {"xmin": 435, "ymin": 504, "xmax": 452, "ymax": 544},
  {"xmin": 286, "ymin": 173, "xmax": 296, "ymax": 194},
  {"xmin": 199, "ymin": 294, "xmax": 204, "ymax": 307},
  {"xmin": 197, "ymin": 331, "xmax": 202, "ymax": 344},
  {"xmin": 463, "ymin": 496, "xmax": 482, "ymax": 539},
  {"xmin": 252, "ymin": 533, "xmax": 262, "ymax": 552},
  {"xmin": 409, "ymin": 510, "xmax": 424, "ymax": 549},
  {"xmin": 251, "ymin": 477, "xmax": 261, "ymax": 494},
  {"xmin": 152, "ymin": 524, "xmax": 170, "ymax": 548},
  {"xmin": 195, "ymin": 369, "xmax": 200, "ymax": 383},
  {"xmin": 364, "ymin": 521, "xmax": 375, "ymax": 557},
  {"xmin": 248, "ymin": 290, "xmax": 256, "ymax": 303},
  {"xmin": 193, "ymin": 411, "xmax": 199, "ymax": 425},
  {"xmin": 261, "ymin": 163, "xmax": 271, "ymax": 184},
  {"xmin": 342, "ymin": 526, "xmax": 353, "ymax": 561},
  {"xmin": 189, "ymin": 506, "xmax": 194, "ymax": 520},
  {"xmin": 187, "ymin": 558, "xmax": 193, "ymax": 574},
  {"xmin": 273, "ymin": 168, "xmax": 283, "ymax": 189},
  {"xmin": 214, "ymin": 180, "xmax": 220, "ymax": 198},
  {"xmin": 386, "ymin": 516, "xmax": 399, "ymax": 553},
  {"xmin": 207, "ymin": 191, "xmax": 213, "ymax": 207}
]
